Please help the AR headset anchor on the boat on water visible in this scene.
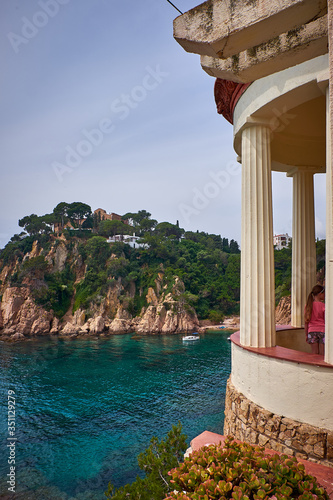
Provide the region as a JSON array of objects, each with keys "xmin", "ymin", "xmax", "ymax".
[{"xmin": 182, "ymin": 333, "xmax": 200, "ymax": 341}]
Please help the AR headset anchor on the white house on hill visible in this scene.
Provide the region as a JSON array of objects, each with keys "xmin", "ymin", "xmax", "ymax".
[{"xmin": 273, "ymin": 233, "xmax": 291, "ymax": 250}]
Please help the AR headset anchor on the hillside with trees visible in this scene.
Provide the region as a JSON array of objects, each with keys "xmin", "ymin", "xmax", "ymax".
[{"xmin": 0, "ymin": 202, "xmax": 325, "ymax": 338}]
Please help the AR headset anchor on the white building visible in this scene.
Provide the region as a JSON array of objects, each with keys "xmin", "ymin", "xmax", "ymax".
[
  {"xmin": 273, "ymin": 233, "xmax": 291, "ymax": 250},
  {"xmin": 107, "ymin": 234, "xmax": 148, "ymax": 249}
]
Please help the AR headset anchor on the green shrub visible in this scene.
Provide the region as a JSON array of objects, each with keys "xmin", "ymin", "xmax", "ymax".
[
  {"xmin": 105, "ymin": 422, "xmax": 188, "ymax": 500},
  {"xmin": 208, "ymin": 310, "xmax": 224, "ymax": 324},
  {"xmin": 165, "ymin": 438, "xmax": 328, "ymax": 500},
  {"xmin": 21, "ymin": 255, "xmax": 48, "ymax": 279},
  {"xmin": 33, "ymin": 266, "xmax": 75, "ymax": 318}
]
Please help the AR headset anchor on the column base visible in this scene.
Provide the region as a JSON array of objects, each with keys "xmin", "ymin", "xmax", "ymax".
[{"xmin": 224, "ymin": 378, "xmax": 333, "ymax": 468}]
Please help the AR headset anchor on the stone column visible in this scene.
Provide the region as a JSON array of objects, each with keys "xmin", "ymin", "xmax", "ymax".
[
  {"xmin": 240, "ymin": 124, "xmax": 275, "ymax": 347},
  {"xmin": 287, "ymin": 169, "xmax": 316, "ymax": 327}
]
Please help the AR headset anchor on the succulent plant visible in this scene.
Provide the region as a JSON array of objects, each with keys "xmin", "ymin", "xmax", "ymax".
[{"xmin": 165, "ymin": 437, "xmax": 328, "ymax": 500}]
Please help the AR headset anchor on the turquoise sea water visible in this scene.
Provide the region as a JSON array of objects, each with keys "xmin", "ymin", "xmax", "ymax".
[{"xmin": 0, "ymin": 331, "xmax": 231, "ymax": 499}]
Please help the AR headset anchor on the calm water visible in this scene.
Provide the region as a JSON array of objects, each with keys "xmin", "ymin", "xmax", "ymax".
[{"xmin": 0, "ymin": 331, "xmax": 231, "ymax": 499}]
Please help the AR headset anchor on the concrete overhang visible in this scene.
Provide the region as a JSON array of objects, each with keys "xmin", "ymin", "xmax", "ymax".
[
  {"xmin": 201, "ymin": 15, "xmax": 328, "ymax": 83},
  {"xmin": 173, "ymin": 0, "xmax": 327, "ymax": 59}
]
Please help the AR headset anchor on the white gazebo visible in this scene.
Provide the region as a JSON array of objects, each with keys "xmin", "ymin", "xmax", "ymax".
[{"xmin": 174, "ymin": 0, "xmax": 333, "ymax": 465}]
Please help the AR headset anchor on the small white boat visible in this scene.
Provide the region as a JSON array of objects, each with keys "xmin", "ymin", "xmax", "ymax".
[{"xmin": 182, "ymin": 334, "xmax": 200, "ymax": 342}]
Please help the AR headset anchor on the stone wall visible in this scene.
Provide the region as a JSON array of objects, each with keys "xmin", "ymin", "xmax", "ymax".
[{"xmin": 224, "ymin": 378, "xmax": 333, "ymax": 468}]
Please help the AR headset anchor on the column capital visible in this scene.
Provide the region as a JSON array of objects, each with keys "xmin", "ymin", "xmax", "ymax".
[
  {"xmin": 243, "ymin": 116, "xmax": 272, "ymax": 130},
  {"xmin": 238, "ymin": 119, "xmax": 273, "ymax": 164},
  {"xmin": 286, "ymin": 166, "xmax": 324, "ymax": 177}
]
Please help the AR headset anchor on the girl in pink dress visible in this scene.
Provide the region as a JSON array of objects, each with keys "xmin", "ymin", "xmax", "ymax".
[{"xmin": 304, "ymin": 284, "xmax": 325, "ymax": 355}]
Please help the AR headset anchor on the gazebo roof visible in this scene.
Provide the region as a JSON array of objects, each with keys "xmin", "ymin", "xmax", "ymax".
[{"xmin": 174, "ymin": 0, "xmax": 327, "ymax": 83}]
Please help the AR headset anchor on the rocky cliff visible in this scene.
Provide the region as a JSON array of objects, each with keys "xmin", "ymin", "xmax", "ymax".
[
  {"xmin": 0, "ymin": 237, "xmax": 199, "ymax": 340},
  {"xmin": 275, "ymin": 295, "xmax": 291, "ymax": 325}
]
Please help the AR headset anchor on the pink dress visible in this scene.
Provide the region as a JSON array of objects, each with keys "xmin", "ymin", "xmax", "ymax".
[
  {"xmin": 308, "ymin": 301, "xmax": 325, "ymax": 333},
  {"xmin": 306, "ymin": 301, "xmax": 325, "ymax": 344}
]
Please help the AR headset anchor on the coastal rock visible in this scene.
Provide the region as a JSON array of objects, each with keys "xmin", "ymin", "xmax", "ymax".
[
  {"xmin": 109, "ymin": 306, "xmax": 133, "ymax": 333},
  {"xmin": 59, "ymin": 308, "xmax": 86, "ymax": 335},
  {"xmin": 12, "ymin": 332, "xmax": 25, "ymax": 340},
  {"xmin": 109, "ymin": 318, "xmax": 132, "ymax": 333},
  {"xmin": 275, "ymin": 295, "xmax": 291, "ymax": 325},
  {"xmin": 0, "ymin": 303, "xmax": 3, "ymax": 329},
  {"xmin": 0, "ymin": 249, "xmax": 199, "ymax": 337},
  {"xmin": 50, "ymin": 317, "xmax": 60, "ymax": 334},
  {"xmin": 0, "ymin": 287, "xmax": 53, "ymax": 336},
  {"xmin": 89, "ymin": 315, "xmax": 105, "ymax": 334},
  {"xmin": 31, "ymin": 312, "xmax": 53, "ymax": 334},
  {"xmin": 54, "ymin": 242, "xmax": 68, "ymax": 272},
  {"xmin": 154, "ymin": 272, "xmax": 164, "ymax": 295},
  {"xmin": 162, "ymin": 308, "xmax": 199, "ymax": 334},
  {"xmin": 72, "ymin": 308, "xmax": 86, "ymax": 327},
  {"xmin": 1, "ymin": 287, "xmax": 26, "ymax": 325},
  {"xmin": 0, "ymin": 264, "xmax": 15, "ymax": 286},
  {"xmin": 136, "ymin": 287, "xmax": 199, "ymax": 334},
  {"xmin": 80, "ymin": 320, "xmax": 91, "ymax": 333},
  {"xmin": 146, "ymin": 287, "xmax": 158, "ymax": 306},
  {"xmin": 60, "ymin": 322, "xmax": 79, "ymax": 335}
]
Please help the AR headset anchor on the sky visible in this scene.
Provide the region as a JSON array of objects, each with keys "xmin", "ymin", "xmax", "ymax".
[{"xmin": 0, "ymin": 0, "xmax": 327, "ymax": 250}]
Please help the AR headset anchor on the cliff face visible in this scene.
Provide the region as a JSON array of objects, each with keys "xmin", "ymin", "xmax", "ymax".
[
  {"xmin": 0, "ymin": 237, "xmax": 199, "ymax": 339},
  {"xmin": 135, "ymin": 277, "xmax": 198, "ymax": 334},
  {"xmin": 275, "ymin": 295, "xmax": 291, "ymax": 325},
  {"xmin": 0, "ymin": 286, "xmax": 54, "ymax": 336}
]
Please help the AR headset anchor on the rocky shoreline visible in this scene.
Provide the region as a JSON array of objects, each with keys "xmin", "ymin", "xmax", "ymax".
[
  {"xmin": 0, "ymin": 279, "xmax": 201, "ymax": 341},
  {"xmin": 0, "ymin": 235, "xmax": 245, "ymax": 343},
  {"xmin": 0, "ymin": 317, "xmax": 240, "ymax": 343},
  {"xmin": 0, "ymin": 286, "xmax": 240, "ymax": 343}
]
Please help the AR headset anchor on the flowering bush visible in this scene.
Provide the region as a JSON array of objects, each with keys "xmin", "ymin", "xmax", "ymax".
[{"xmin": 165, "ymin": 437, "xmax": 328, "ymax": 500}]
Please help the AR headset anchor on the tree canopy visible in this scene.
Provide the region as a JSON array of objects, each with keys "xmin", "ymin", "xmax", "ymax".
[
  {"xmin": 18, "ymin": 214, "xmax": 53, "ymax": 235},
  {"xmin": 98, "ymin": 220, "xmax": 132, "ymax": 237}
]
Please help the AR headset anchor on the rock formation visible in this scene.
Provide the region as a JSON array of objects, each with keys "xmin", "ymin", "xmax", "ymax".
[
  {"xmin": 275, "ymin": 295, "xmax": 291, "ymax": 325},
  {"xmin": 0, "ymin": 287, "xmax": 53, "ymax": 336},
  {"xmin": 0, "ymin": 238, "xmax": 199, "ymax": 339}
]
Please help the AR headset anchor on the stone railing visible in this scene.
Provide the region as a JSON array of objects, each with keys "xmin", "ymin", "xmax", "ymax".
[{"xmin": 276, "ymin": 326, "xmax": 312, "ymax": 353}]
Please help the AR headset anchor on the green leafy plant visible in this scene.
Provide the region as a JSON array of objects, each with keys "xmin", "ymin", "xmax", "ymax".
[
  {"xmin": 105, "ymin": 422, "xmax": 187, "ymax": 500},
  {"xmin": 165, "ymin": 438, "xmax": 328, "ymax": 500},
  {"xmin": 33, "ymin": 265, "xmax": 75, "ymax": 318}
]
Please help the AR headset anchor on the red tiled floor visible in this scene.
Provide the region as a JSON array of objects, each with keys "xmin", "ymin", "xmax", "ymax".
[
  {"xmin": 190, "ymin": 432, "xmax": 333, "ymax": 497},
  {"xmin": 230, "ymin": 331, "xmax": 332, "ymax": 368}
]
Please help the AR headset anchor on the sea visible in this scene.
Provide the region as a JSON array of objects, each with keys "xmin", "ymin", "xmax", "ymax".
[{"xmin": 0, "ymin": 330, "xmax": 231, "ymax": 499}]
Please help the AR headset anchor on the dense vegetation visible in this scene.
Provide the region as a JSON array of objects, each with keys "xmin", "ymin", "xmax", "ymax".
[
  {"xmin": 0, "ymin": 202, "xmax": 326, "ymax": 321},
  {"xmin": 0, "ymin": 204, "xmax": 242, "ymax": 321},
  {"xmin": 166, "ymin": 437, "xmax": 328, "ymax": 499},
  {"xmin": 104, "ymin": 427, "xmax": 328, "ymax": 500}
]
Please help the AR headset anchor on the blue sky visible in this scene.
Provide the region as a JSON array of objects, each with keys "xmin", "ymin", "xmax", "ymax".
[{"xmin": 0, "ymin": 0, "xmax": 326, "ymax": 249}]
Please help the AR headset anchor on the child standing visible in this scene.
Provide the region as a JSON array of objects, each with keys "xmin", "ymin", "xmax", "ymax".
[{"xmin": 304, "ymin": 284, "xmax": 325, "ymax": 355}]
